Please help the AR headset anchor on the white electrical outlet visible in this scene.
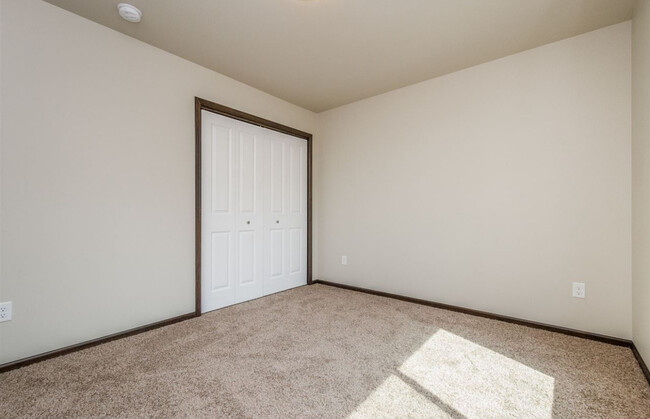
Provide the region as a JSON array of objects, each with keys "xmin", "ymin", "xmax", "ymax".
[
  {"xmin": 341, "ymin": 255, "xmax": 348, "ymax": 265},
  {"xmin": 572, "ymin": 282, "xmax": 586, "ymax": 299},
  {"xmin": 0, "ymin": 301, "xmax": 12, "ymax": 322}
]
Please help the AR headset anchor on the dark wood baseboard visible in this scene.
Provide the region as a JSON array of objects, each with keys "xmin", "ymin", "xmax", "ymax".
[
  {"xmin": 313, "ymin": 279, "xmax": 650, "ymax": 386},
  {"xmin": 3, "ymin": 281, "xmax": 649, "ymax": 387},
  {"xmin": 313, "ymin": 279, "xmax": 631, "ymax": 346},
  {"xmin": 631, "ymin": 343, "xmax": 650, "ymax": 385},
  {"xmin": 0, "ymin": 312, "xmax": 197, "ymax": 374}
]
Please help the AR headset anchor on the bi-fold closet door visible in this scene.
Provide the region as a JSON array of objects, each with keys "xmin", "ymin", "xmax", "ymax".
[{"xmin": 201, "ymin": 110, "xmax": 307, "ymax": 313}]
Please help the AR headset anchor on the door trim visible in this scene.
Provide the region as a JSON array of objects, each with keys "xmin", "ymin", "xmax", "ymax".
[{"xmin": 195, "ymin": 97, "xmax": 313, "ymax": 315}]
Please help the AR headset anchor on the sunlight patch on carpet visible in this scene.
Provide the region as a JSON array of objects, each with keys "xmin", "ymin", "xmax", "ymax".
[
  {"xmin": 398, "ymin": 329, "xmax": 555, "ymax": 418},
  {"xmin": 349, "ymin": 374, "xmax": 453, "ymax": 418}
]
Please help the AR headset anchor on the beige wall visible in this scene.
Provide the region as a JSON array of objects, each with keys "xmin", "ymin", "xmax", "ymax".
[
  {"xmin": 317, "ymin": 22, "xmax": 632, "ymax": 339},
  {"xmin": 633, "ymin": 0, "xmax": 650, "ymax": 364},
  {"xmin": 0, "ymin": 0, "xmax": 640, "ymax": 365},
  {"xmin": 0, "ymin": 0, "xmax": 316, "ymax": 364}
]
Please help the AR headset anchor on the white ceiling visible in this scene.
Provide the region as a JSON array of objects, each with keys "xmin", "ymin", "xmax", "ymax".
[{"xmin": 43, "ymin": 0, "xmax": 635, "ymax": 112}]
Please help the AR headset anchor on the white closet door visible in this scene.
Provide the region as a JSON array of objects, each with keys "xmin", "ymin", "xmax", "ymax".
[
  {"xmin": 285, "ymin": 136, "xmax": 308, "ymax": 289},
  {"xmin": 202, "ymin": 109, "xmax": 307, "ymax": 312},
  {"xmin": 233, "ymin": 120, "xmax": 265, "ymax": 304},
  {"xmin": 201, "ymin": 111, "xmax": 264, "ymax": 313},
  {"xmin": 263, "ymin": 131, "xmax": 308, "ymax": 295},
  {"xmin": 201, "ymin": 111, "xmax": 235, "ymax": 312}
]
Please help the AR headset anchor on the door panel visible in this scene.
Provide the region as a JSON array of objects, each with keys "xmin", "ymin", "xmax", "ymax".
[
  {"xmin": 238, "ymin": 231, "xmax": 255, "ymax": 285},
  {"xmin": 271, "ymin": 140, "xmax": 284, "ymax": 214},
  {"xmin": 238, "ymin": 131, "xmax": 257, "ymax": 213},
  {"xmin": 270, "ymin": 229, "xmax": 284, "ymax": 278},
  {"xmin": 289, "ymin": 228, "xmax": 301, "ymax": 274},
  {"xmin": 289, "ymin": 144, "xmax": 302, "ymax": 214},
  {"xmin": 210, "ymin": 232, "xmax": 231, "ymax": 290},
  {"xmin": 211, "ymin": 125, "xmax": 231, "ymax": 213}
]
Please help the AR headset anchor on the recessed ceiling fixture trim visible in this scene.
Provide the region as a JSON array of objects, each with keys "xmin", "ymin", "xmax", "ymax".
[{"xmin": 117, "ymin": 3, "xmax": 142, "ymax": 23}]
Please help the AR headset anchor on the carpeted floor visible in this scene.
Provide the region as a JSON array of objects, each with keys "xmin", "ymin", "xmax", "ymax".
[{"xmin": 1, "ymin": 284, "xmax": 649, "ymax": 418}]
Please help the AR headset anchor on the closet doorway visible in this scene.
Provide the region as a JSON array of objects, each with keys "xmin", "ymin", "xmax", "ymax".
[{"xmin": 195, "ymin": 98, "xmax": 312, "ymax": 314}]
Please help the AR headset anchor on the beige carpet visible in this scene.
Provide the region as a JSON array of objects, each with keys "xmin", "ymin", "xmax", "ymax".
[{"xmin": 1, "ymin": 284, "xmax": 649, "ymax": 418}]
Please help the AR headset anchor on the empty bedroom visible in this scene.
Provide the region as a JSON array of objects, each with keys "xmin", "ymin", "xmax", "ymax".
[{"xmin": 1, "ymin": 0, "xmax": 650, "ymax": 417}]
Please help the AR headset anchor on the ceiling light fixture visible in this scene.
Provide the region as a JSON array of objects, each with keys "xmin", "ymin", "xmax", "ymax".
[{"xmin": 117, "ymin": 3, "xmax": 142, "ymax": 23}]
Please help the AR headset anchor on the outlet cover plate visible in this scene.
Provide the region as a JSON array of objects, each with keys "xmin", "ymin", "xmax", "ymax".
[
  {"xmin": 572, "ymin": 282, "xmax": 585, "ymax": 298},
  {"xmin": 0, "ymin": 301, "xmax": 12, "ymax": 322}
]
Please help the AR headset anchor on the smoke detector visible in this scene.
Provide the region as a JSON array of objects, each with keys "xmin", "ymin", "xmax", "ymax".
[{"xmin": 117, "ymin": 3, "xmax": 142, "ymax": 23}]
